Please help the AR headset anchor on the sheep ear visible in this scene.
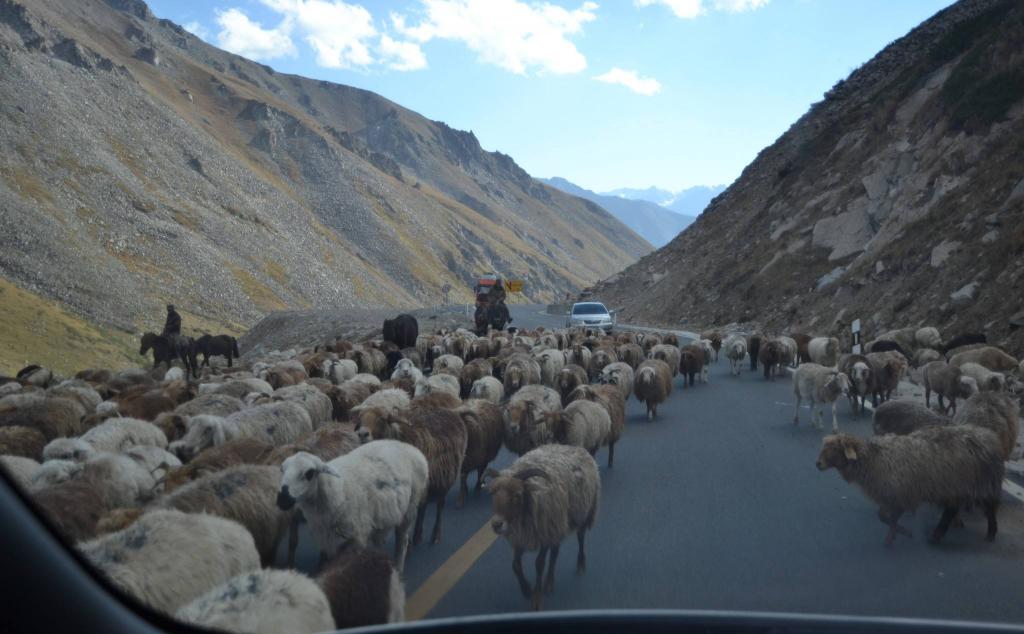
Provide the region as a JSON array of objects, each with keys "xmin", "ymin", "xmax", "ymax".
[
  {"xmin": 318, "ymin": 463, "xmax": 342, "ymax": 478},
  {"xmin": 514, "ymin": 467, "xmax": 550, "ymax": 482},
  {"xmin": 842, "ymin": 440, "xmax": 858, "ymax": 461}
]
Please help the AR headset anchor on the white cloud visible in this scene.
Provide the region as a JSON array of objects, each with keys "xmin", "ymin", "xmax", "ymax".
[
  {"xmin": 262, "ymin": 0, "xmax": 377, "ymax": 69},
  {"xmin": 393, "ymin": 0, "xmax": 598, "ymax": 75},
  {"xmin": 184, "ymin": 21, "xmax": 210, "ymax": 41},
  {"xmin": 593, "ymin": 67, "xmax": 661, "ymax": 96},
  {"xmin": 379, "ymin": 35, "xmax": 428, "ymax": 71},
  {"xmin": 215, "ymin": 8, "xmax": 296, "ymax": 60},
  {"xmin": 634, "ymin": 0, "xmax": 768, "ymax": 19}
]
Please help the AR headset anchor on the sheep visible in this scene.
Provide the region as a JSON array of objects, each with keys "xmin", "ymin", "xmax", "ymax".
[
  {"xmin": 410, "ymin": 391, "xmax": 462, "ymax": 410},
  {"xmin": 176, "ymin": 569, "xmax": 334, "ymax": 634},
  {"xmin": 163, "ymin": 438, "xmax": 275, "ymax": 492},
  {"xmin": 792, "ymin": 334, "xmax": 812, "ymax": 364},
  {"xmin": 950, "ymin": 346, "xmax": 1019, "ymax": 373},
  {"xmin": 123, "ymin": 445, "xmax": 181, "ymax": 480},
  {"xmin": 272, "ymin": 384, "xmax": 333, "ymax": 428},
  {"xmin": 641, "ymin": 333, "xmax": 661, "ymax": 352},
  {"xmin": 103, "ymin": 465, "xmax": 292, "ymax": 566},
  {"xmin": 839, "ymin": 354, "xmax": 875, "ymax": 415},
  {"xmin": 587, "ymin": 348, "xmax": 616, "ymax": 382},
  {"xmin": 467, "ymin": 337, "xmax": 492, "ymax": 361},
  {"xmin": 469, "ymin": 376, "xmax": 504, "ymax": 405},
  {"xmin": 915, "ymin": 327, "xmax": 942, "ymax": 350},
  {"xmin": 455, "ymin": 399, "xmax": 504, "ymax": 507},
  {"xmin": 169, "ymin": 402, "xmax": 313, "ymax": 461},
  {"xmin": 634, "ymin": 359, "xmax": 672, "ymax": 421},
  {"xmin": 43, "ymin": 417, "xmax": 167, "ymax": 462},
  {"xmin": 486, "ymin": 444, "xmax": 600, "ymax": 611},
  {"xmin": 349, "ymin": 349, "xmax": 388, "ymax": 379},
  {"xmin": 0, "ymin": 455, "xmax": 39, "ymax": 490},
  {"xmin": 566, "ymin": 384, "xmax": 625, "ymax": 466},
  {"xmin": 866, "ymin": 351, "xmax": 908, "ymax": 403},
  {"xmin": 678, "ymin": 345, "xmax": 704, "ymax": 387},
  {"xmin": 941, "ymin": 332, "xmax": 986, "ymax": 354},
  {"xmin": 200, "ymin": 378, "xmax": 273, "ymax": 400},
  {"xmin": 172, "ymin": 393, "xmax": 247, "ymax": 420},
  {"xmin": 615, "ymin": 343, "xmax": 644, "ymax": 370},
  {"xmin": 913, "ymin": 348, "xmax": 943, "ymax": 369},
  {"xmin": 0, "ymin": 395, "xmax": 85, "ymax": 440},
  {"xmin": 566, "ymin": 344, "xmax": 592, "ymax": 370},
  {"xmin": 504, "ymin": 354, "xmax": 542, "ymax": 396},
  {"xmin": 548, "ymin": 400, "xmax": 612, "ymax": 460},
  {"xmin": 722, "ymin": 335, "xmax": 747, "ymax": 376},
  {"xmin": 29, "ymin": 458, "xmax": 81, "ymax": 490},
  {"xmin": 460, "ymin": 359, "xmax": 493, "ymax": 399},
  {"xmin": 959, "ymin": 362, "xmax": 1006, "ymax": 393},
  {"xmin": 953, "ymin": 392, "xmax": 1021, "ymax": 461},
  {"xmin": 870, "ymin": 328, "xmax": 918, "ymax": 355},
  {"xmin": 0, "ymin": 425, "xmax": 47, "ymax": 460},
  {"xmin": 807, "ymin": 337, "xmax": 840, "ymax": 368},
  {"xmin": 323, "ymin": 359, "xmax": 358, "ymax": 385},
  {"xmin": 598, "ymin": 362, "xmax": 634, "ymax": 403},
  {"xmin": 792, "ymin": 364, "xmax": 851, "ymax": 432},
  {"xmin": 757, "ymin": 340, "xmax": 785, "ymax": 381},
  {"xmin": 701, "ymin": 331, "xmax": 722, "ymax": 361},
  {"xmin": 327, "ymin": 380, "xmax": 375, "ymax": 422},
  {"xmin": 534, "ymin": 349, "xmax": 565, "ymax": 388},
  {"xmin": 872, "ymin": 400, "xmax": 950, "ymax": 436},
  {"xmin": 747, "ymin": 334, "xmax": 762, "ymax": 371},
  {"xmin": 648, "ymin": 344, "xmax": 681, "ymax": 378},
  {"xmin": 276, "ymin": 444, "xmax": 428, "ymax": 572},
  {"xmin": 81, "ymin": 509, "xmax": 261, "ymax": 614},
  {"xmin": 556, "ymin": 365, "xmax": 589, "ymax": 406},
  {"xmin": 353, "ymin": 406, "xmax": 467, "ymax": 545},
  {"xmin": 433, "ymin": 354, "xmax": 465, "ymax": 376},
  {"xmin": 317, "ymin": 548, "xmax": 404, "ymax": 628},
  {"xmin": 48, "ymin": 381, "xmax": 103, "ymax": 412},
  {"xmin": 30, "ymin": 478, "xmax": 111, "ymax": 541},
  {"xmin": 263, "ymin": 423, "xmax": 361, "ymax": 466},
  {"xmin": 390, "ymin": 358, "xmax": 423, "ymax": 385},
  {"xmin": 413, "ymin": 373, "xmax": 460, "ymax": 399},
  {"xmin": 923, "ymin": 361, "xmax": 978, "ymax": 415},
  {"xmin": 349, "ymin": 387, "xmax": 410, "ymax": 418},
  {"xmin": 76, "ymin": 451, "xmax": 161, "ymax": 508},
  {"xmin": 776, "ymin": 336, "xmax": 798, "ymax": 368},
  {"xmin": 815, "ymin": 427, "xmax": 1004, "ymax": 545},
  {"xmin": 113, "ymin": 380, "xmax": 195, "ymax": 421},
  {"xmin": 503, "ymin": 385, "xmax": 562, "ymax": 456}
]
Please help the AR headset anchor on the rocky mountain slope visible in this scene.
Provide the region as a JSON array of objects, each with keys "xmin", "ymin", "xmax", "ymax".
[
  {"xmin": 542, "ymin": 177, "xmax": 690, "ymax": 247},
  {"xmin": 0, "ymin": 0, "xmax": 649, "ymax": 372},
  {"xmin": 586, "ymin": 0, "xmax": 1024, "ymax": 354}
]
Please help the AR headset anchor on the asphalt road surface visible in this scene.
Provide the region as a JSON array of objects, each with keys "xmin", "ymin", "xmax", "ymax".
[{"xmin": 279, "ymin": 304, "xmax": 1024, "ymax": 626}]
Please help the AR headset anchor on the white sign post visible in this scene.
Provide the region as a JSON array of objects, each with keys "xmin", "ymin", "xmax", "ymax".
[{"xmin": 851, "ymin": 318, "xmax": 862, "ymax": 354}]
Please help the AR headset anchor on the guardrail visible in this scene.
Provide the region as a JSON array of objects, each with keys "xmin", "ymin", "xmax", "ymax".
[{"xmin": 546, "ymin": 303, "xmax": 570, "ymax": 316}]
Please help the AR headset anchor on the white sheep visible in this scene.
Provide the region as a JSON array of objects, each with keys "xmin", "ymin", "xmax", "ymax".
[
  {"xmin": 391, "ymin": 358, "xmax": 423, "ymax": 383},
  {"xmin": 959, "ymin": 362, "xmax": 1006, "ymax": 393},
  {"xmin": 199, "ymin": 377, "xmax": 274, "ymax": 398},
  {"xmin": 550, "ymin": 399, "xmax": 612, "ymax": 457},
  {"xmin": 598, "ymin": 362, "xmax": 634, "ymax": 402},
  {"xmin": 469, "ymin": 376, "xmax": 504, "ymax": 405},
  {"xmin": 351, "ymin": 388, "xmax": 410, "ymax": 416},
  {"xmin": 792, "ymin": 363, "xmax": 851, "ymax": 432},
  {"xmin": 169, "ymin": 401, "xmax": 313, "ymax": 461},
  {"xmin": 915, "ymin": 326, "xmax": 942, "ymax": 350},
  {"xmin": 78, "ymin": 451, "xmax": 162, "ymax": 507},
  {"xmin": 350, "ymin": 373, "xmax": 382, "ymax": 388},
  {"xmin": 534, "ymin": 349, "xmax": 565, "ymax": 388},
  {"xmin": 80, "ymin": 509, "xmax": 261, "ymax": 614},
  {"xmin": 433, "ymin": 354, "xmax": 465, "ymax": 375},
  {"xmin": 29, "ymin": 459, "xmax": 81, "ymax": 490},
  {"xmin": 324, "ymin": 359, "xmax": 358, "ymax": 385},
  {"xmin": 176, "ymin": 569, "xmax": 334, "ymax": 634},
  {"xmin": 164, "ymin": 367, "xmax": 186, "ymax": 382},
  {"xmin": 807, "ymin": 337, "xmax": 840, "ymax": 368},
  {"xmin": 723, "ymin": 335, "xmax": 747, "ymax": 376},
  {"xmin": 43, "ymin": 417, "xmax": 168, "ymax": 462},
  {"xmin": 276, "ymin": 443, "xmax": 428, "ymax": 573},
  {"xmin": 272, "ymin": 384, "xmax": 333, "ymax": 429},
  {"xmin": 414, "ymin": 373, "xmax": 460, "ymax": 399},
  {"xmin": 0, "ymin": 455, "xmax": 40, "ymax": 489}
]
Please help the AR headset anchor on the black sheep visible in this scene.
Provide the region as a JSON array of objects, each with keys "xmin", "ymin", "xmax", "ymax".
[{"xmin": 382, "ymin": 314, "xmax": 418, "ymax": 350}]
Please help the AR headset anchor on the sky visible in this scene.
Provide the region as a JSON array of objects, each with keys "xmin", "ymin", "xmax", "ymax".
[{"xmin": 147, "ymin": 0, "xmax": 955, "ymax": 193}]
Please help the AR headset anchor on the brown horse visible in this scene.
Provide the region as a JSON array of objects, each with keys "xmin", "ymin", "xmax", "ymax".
[{"xmin": 140, "ymin": 332, "xmax": 198, "ymax": 378}]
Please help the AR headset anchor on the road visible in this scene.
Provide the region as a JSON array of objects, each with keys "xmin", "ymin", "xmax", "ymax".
[{"xmin": 280, "ymin": 305, "xmax": 1024, "ymax": 625}]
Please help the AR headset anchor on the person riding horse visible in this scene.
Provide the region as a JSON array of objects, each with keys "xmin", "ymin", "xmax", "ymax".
[
  {"xmin": 155, "ymin": 304, "xmax": 197, "ymax": 377},
  {"xmin": 162, "ymin": 304, "xmax": 181, "ymax": 337}
]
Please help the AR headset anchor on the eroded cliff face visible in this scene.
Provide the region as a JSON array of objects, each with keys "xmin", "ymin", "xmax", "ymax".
[{"xmin": 586, "ymin": 0, "xmax": 1024, "ymax": 353}]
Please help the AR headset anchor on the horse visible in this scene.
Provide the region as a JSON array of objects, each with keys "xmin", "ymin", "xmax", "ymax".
[
  {"xmin": 195, "ymin": 334, "xmax": 240, "ymax": 367},
  {"xmin": 140, "ymin": 332, "xmax": 198, "ymax": 378}
]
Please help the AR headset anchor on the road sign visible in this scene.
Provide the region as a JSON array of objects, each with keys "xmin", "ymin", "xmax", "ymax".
[
  {"xmin": 506, "ymin": 280, "xmax": 523, "ymax": 292},
  {"xmin": 851, "ymin": 318, "xmax": 862, "ymax": 354}
]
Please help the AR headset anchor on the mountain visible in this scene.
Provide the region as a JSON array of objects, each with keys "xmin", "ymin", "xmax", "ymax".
[
  {"xmin": 0, "ymin": 0, "xmax": 650, "ymax": 372},
  {"xmin": 541, "ymin": 177, "xmax": 692, "ymax": 248},
  {"xmin": 585, "ymin": 0, "xmax": 1024, "ymax": 354},
  {"xmin": 605, "ymin": 184, "xmax": 727, "ymax": 217}
]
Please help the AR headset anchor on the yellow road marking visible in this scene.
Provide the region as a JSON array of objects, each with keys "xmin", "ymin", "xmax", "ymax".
[{"xmin": 404, "ymin": 517, "xmax": 499, "ymax": 621}]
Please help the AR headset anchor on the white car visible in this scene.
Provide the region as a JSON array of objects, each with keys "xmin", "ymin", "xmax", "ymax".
[{"xmin": 566, "ymin": 302, "xmax": 616, "ymax": 332}]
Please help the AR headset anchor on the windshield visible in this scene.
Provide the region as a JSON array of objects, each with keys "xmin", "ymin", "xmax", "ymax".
[
  {"xmin": 5, "ymin": 0, "xmax": 1022, "ymax": 631},
  {"xmin": 573, "ymin": 303, "xmax": 609, "ymax": 315}
]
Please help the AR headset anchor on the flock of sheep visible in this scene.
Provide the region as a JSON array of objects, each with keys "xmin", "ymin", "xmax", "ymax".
[
  {"xmin": 1, "ymin": 317, "xmax": 1022, "ymax": 631},
  {"xmin": 0, "ymin": 318, "xmax": 721, "ymax": 630},
  {"xmin": 737, "ymin": 326, "xmax": 1023, "ymax": 547}
]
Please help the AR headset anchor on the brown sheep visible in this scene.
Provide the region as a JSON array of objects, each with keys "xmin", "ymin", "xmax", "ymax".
[
  {"xmin": 0, "ymin": 396, "xmax": 85, "ymax": 440},
  {"xmin": 615, "ymin": 343, "xmax": 645, "ymax": 370},
  {"xmin": 467, "ymin": 338, "xmax": 492, "ymax": 361},
  {"xmin": 115, "ymin": 380, "xmax": 196, "ymax": 421},
  {"xmin": 587, "ymin": 347, "xmax": 617, "ymax": 382},
  {"xmin": 949, "ymin": 347, "xmax": 1019, "ymax": 373},
  {"xmin": 317, "ymin": 549, "xmax": 404, "ymax": 628},
  {"xmin": 351, "ymin": 348, "xmax": 388, "ymax": 379},
  {"xmin": 410, "ymin": 391, "xmax": 462, "ymax": 410},
  {"xmin": 556, "ymin": 365, "xmax": 589, "ymax": 406},
  {"xmin": 31, "ymin": 478, "xmax": 113, "ymax": 542},
  {"xmin": 634, "ymin": 359, "xmax": 672, "ymax": 421},
  {"xmin": 701, "ymin": 331, "xmax": 722, "ymax": 361},
  {"xmin": 381, "ymin": 377, "xmax": 416, "ymax": 399},
  {"xmin": 76, "ymin": 368, "xmax": 115, "ymax": 385},
  {"xmin": 460, "ymin": 359, "xmax": 494, "ymax": 399},
  {"xmin": 866, "ymin": 351, "xmax": 908, "ymax": 404},
  {"xmin": 353, "ymin": 406, "xmax": 468, "ymax": 545},
  {"xmin": 565, "ymin": 384, "xmax": 625, "ymax": 466},
  {"xmin": 162, "ymin": 437, "xmax": 275, "ymax": 492},
  {"xmin": 262, "ymin": 423, "xmax": 360, "ymax": 465},
  {"xmin": 0, "ymin": 425, "xmax": 47, "ymax": 461},
  {"xmin": 792, "ymin": 333, "xmax": 812, "ymax": 364},
  {"xmin": 330, "ymin": 380, "xmax": 375, "ymax": 421},
  {"xmin": 758, "ymin": 339, "xmax": 785, "ymax": 381},
  {"xmin": 679, "ymin": 345, "xmax": 704, "ymax": 387},
  {"xmin": 455, "ymin": 399, "xmax": 504, "ymax": 507},
  {"xmin": 923, "ymin": 361, "xmax": 977, "ymax": 415}
]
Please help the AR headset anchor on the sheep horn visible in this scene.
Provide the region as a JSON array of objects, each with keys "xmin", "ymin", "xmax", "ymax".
[{"xmin": 514, "ymin": 467, "xmax": 550, "ymax": 482}]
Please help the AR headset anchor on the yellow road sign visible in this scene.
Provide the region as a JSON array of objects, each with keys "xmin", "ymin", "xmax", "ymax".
[{"xmin": 506, "ymin": 280, "xmax": 523, "ymax": 292}]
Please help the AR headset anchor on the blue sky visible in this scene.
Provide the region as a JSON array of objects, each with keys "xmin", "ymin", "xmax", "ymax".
[{"xmin": 148, "ymin": 0, "xmax": 954, "ymax": 193}]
